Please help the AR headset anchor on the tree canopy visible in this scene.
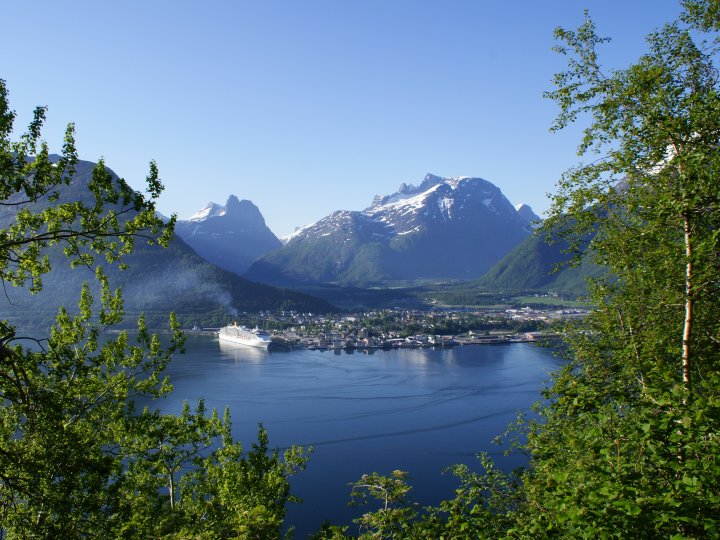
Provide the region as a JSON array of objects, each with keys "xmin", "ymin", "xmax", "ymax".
[
  {"xmin": 517, "ymin": 1, "xmax": 720, "ymax": 535},
  {"xmin": 0, "ymin": 78, "xmax": 308, "ymax": 538}
]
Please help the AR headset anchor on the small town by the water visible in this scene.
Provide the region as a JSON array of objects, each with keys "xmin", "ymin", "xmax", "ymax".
[{"xmin": 192, "ymin": 305, "xmax": 588, "ymax": 351}]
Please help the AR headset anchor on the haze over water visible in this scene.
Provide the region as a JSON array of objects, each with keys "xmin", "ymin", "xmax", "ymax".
[{"xmin": 158, "ymin": 335, "xmax": 563, "ymax": 537}]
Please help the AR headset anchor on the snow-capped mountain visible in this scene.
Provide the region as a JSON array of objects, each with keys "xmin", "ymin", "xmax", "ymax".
[
  {"xmin": 187, "ymin": 202, "xmax": 225, "ymax": 222},
  {"xmin": 175, "ymin": 195, "xmax": 282, "ymax": 276},
  {"xmin": 245, "ymin": 174, "xmax": 534, "ymax": 286}
]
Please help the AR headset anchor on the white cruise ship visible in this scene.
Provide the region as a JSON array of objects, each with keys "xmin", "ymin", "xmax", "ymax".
[{"xmin": 218, "ymin": 323, "xmax": 272, "ymax": 349}]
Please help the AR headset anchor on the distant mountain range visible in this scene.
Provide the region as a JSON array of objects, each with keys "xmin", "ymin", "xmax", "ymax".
[
  {"xmin": 0, "ymin": 158, "xmax": 334, "ymax": 330},
  {"xmin": 2, "ymin": 155, "xmax": 599, "ymax": 326},
  {"xmin": 175, "ymin": 196, "xmax": 281, "ymax": 275},
  {"xmin": 244, "ymin": 174, "xmax": 537, "ymax": 286}
]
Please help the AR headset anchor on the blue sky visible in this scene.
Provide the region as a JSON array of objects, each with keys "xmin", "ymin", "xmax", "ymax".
[{"xmin": 4, "ymin": 1, "xmax": 683, "ymax": 237}]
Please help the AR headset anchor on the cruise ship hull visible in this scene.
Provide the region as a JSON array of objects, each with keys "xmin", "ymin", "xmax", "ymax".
[{"xmin": 218, "ymin": 325, "xmax": 272, "ymax": 349}]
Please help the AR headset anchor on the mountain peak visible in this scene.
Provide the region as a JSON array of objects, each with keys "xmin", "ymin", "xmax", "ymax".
[
  {"xmin": 226, "ymin": 194, "xmax": 241, "ymax": 207},
  {"xmin": 371, "ymin": 174, "xmax": 444, "ymax": 209},
  {"xmin": 224, "ymin": 195, "xmax": 262, "ymax": 218},
  {"xmin": 176, "ymin": 196, "xmax": 281, "ymax": 275},
  {"xmin": 422, "ymin": 173, "xmax": 444, "ymax": 185},
  {"xmin": 369, "ymin": 174, "xmax": 498, "ymax": 213},
  {"xmin": 188, "ymin": 202, "xmax": 223, "ymax": 222},
  {"xmin": 397, "ymin": 182, "xmax": 413, "ymax": 194},
  {"xmin": 515, "ymin": 203, "xmax": 541, "ymax": 227},
  {"xmin": 187, "ymin": 196, "xmax": 265, "ymax": 224}
]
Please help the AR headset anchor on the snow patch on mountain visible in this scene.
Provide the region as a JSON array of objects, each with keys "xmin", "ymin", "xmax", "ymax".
[
  {"xmin": 244, "ymin": 173, "xmax": 538, "ymax": 285},
  {"xmin": 438, "ymin": 197, "xmax": 453, "ymax": 219},
  {"xmin": 285, "ymin": 210, "xmax": 363, "ymax": 243},
  {"xmin": 288, "ymin": 174, "xmax": 532, "ymax": 242},
  {"xmin": 188, "ymin": 202, "xmax": 224, "ymax": 221},
  {"xmin": 370, "ymin": 183, "xmax": 442, "ymax": 214}
]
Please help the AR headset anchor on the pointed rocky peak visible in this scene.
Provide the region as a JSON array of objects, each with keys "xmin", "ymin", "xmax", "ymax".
[
  {"xmin": 224, "ymin": 194, "xmax": 256, "ymax": 212},
  {"xmin": 185, "ymin": 195, "xmax": 269, "ymax": 228},
  {"xmin": 225, "ymin": 194, "xmax": 242, "ymax": 208},
  {"xmin": 175, "ymin": 194, "xmax": 281, "ymax": 275},
  {"xmin": 397, "ymin": 182, "xmax": 413, "ymax": 194},
  {"xmin": 516, "ymin": 203, "xmax": 541, "ymax": 227},
  {"xmin": 417, "ymin": 173, "xmax": 445, "ymax": 191},
  {"xmin": 224, "ymin": 195, "xmax": 265, "ymax": 223}
]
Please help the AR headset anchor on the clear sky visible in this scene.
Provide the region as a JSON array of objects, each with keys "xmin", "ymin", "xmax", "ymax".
[{"xmin": 3, "ymin": 1, "xmax": 684, "ymax": 237}]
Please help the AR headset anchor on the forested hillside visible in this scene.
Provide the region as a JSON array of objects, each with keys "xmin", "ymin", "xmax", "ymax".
[{"xmin": 476, "ymin": 225, "xmax": 603, "ymax": 295}]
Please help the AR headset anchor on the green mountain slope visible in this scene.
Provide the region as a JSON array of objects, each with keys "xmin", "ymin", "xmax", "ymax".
[{"xmin": 476, "ymin": 228, "xmax": 602, "ymax": 295}]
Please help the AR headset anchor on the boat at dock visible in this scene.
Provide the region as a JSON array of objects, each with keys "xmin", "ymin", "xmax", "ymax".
[{"xmin": 218, "ymin": 324, "xmax": 272, "ymax": 349}]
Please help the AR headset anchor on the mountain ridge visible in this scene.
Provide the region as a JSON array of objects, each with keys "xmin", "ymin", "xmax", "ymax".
[{"xmin": 246, "ymin": 173, "xmax": 535, "ymax": 286}]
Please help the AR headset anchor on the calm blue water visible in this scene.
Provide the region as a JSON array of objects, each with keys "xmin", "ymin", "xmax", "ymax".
[{"xmin": 155, "ymin": 335, "xmax": 563, "ymax": 537}]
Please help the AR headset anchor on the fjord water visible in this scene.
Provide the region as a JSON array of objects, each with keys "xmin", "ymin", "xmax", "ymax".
[{"xmin": 159, "ymin": 335, "xmax": 563, "ymax": 537}]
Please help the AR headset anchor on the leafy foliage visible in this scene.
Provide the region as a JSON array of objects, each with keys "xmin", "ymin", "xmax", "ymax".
[
  {"xmin": 6, "ymin": 0, "xmax": 720, "ymax": 535},
  {"xmin": 510, "ymin": 3, "xmax": 720, "ymax": 534},
  {"xmin": 176, "ymin": 423, "xmax": 309, "ymax": 539},
  {"xmin": 0, "ymin": 157, "xmax": 334, "ymax": 330},
  {"xmin": 0, "ymin": 79, "xmax": 308, "ymax": 538},
  {"xmin": 312, "ymin": 457, "xmax": 522, "ymax": 539},
  {"xmin": 0, "ymin": 82, "xmax": 172, "ymax": 294}
]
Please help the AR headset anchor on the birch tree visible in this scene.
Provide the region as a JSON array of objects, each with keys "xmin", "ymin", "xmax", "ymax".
[{"xmin": 514, "ymin": 1, "xmax": 720, "ymax": 536}]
